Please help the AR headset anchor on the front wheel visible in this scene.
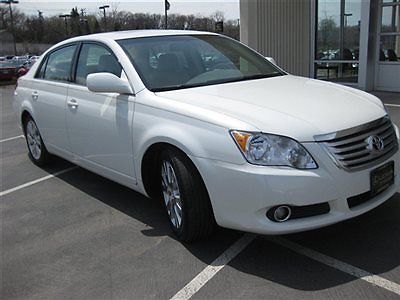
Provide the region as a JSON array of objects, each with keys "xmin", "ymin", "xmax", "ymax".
[
  {"xmin": 24, "ymin": 116, "xmax": 51, "ymax": 166},
  {"xmin": 160, "ymin": 149, "xmax": 215, "ymax": 242}
]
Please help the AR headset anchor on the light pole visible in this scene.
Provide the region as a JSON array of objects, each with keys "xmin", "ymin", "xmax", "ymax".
[
  {"xmin": 37, "ymin": 10, "xmax": 43, "ymax": 42},
  {"xmin": 59, "ymin": 14, "xmax": 71, "ymax": 37},
  {"xmin": 99, "ymin": 5, "xmax": 109, "ymax": 32},
  {"xmin": 164, "ymin": 0, "xmax": 170, "ymax": 29},
  {"xmin": 1, "ymin": 0, "xmax": 19, "ymax": 55},
  {"xmin": 344, "ymin": 13, "xmax": 353, "ymax": 28}
]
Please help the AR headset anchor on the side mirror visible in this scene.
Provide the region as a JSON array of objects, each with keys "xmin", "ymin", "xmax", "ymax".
[
  {"xmin": 265, "ymin": 57, "xmax": 277, "ymax": 66},
  {"xmin": 87, "ymin": 72, "xmax": 134, "ymax": 95}
]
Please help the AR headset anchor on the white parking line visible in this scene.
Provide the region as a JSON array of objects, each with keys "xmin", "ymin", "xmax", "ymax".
[
  {"xmin": 0, "ymin": 135, "xmax": 24, "ymax": 143},
  {"xmin": 384, "ymin": 104, "xmax": 400, "ymax": 108},
  {"xmin": 0, "ymin": 166, "xmax": 78, "ymax": 197},
  {"xmin": 170, "ymin": 233, "xmax": 256, "ymax": 300},
  {"xmin": 271, "ymin": 237, "xmax": 400, "ymax": 296},
  {"xmin": 172, "ymin": 233, "xmax": 400, "ymax": 299}
]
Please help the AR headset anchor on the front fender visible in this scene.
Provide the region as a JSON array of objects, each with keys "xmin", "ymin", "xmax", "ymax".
[{"xmin": 133, "ymin": 103, "xmax": 246, "ymax": 182}]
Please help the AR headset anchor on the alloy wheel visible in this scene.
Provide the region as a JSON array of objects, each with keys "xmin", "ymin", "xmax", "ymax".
[
  {"xmin": 26, "ymin": 120, "xmax": 42, "ymax": 160},
  {"xmin": 161, "ymin": 160, "xmax": 183, "ymax": 229}
]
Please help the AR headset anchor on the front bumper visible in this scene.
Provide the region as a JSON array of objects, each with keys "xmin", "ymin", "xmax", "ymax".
[{"xmin": 190, "ymin": 142, "xmax": 400, "ymax": 235}]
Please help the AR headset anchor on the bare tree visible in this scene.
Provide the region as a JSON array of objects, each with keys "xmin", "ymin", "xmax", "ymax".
[
  {"xmin": 0, "ymin": 6, "xmax": 240, "ymax": 52},
  {"xmin": 211, "ymin": 10, "xmax": 225, "ymax": 22}
]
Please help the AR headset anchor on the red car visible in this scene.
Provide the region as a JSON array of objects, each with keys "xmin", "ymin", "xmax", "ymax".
[
  {"xmin": 16, "ymin": 61, "xmax": 35, "ymax": 78},
  {"xmin": 0, "ymin": 61, "xmax": 17, "ymax": 81}
]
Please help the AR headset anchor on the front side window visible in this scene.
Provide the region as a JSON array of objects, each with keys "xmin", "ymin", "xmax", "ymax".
[
  {"xmin": 75, "ymin": 43, "xmax": 122, "ymax": 86},
  {"xmin": 118, "ymin": 35, "xmax": 284, "ymax": 92},
  {"xmin": 43, "ymin": 45, "xmax": 76, "ymax": 82}
]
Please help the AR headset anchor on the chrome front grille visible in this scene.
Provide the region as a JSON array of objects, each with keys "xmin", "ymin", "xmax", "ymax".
[{"xmin": 315, "ymin": 116, "xmax": 398, "ymax": 171}]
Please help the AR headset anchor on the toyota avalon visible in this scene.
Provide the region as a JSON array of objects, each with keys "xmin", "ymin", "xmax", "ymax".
[{"xmin": 14, "ymin": 30, "xmax": 400, "ymax": 241}]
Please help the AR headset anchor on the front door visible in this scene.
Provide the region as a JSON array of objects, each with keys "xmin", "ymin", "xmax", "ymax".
[
  {"xmin": 66, "ymin": 42, "xmax": 136, "ymax": 183},
  {"xmin": 375, "ymin": 0, "xmax": 400, "ymax": 92}
]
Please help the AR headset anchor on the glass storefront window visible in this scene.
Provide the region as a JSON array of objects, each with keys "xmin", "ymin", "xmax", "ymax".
[
  {"xmin": 315, "ymin": 62, "xmax": 359, "ymax": 82},
  {"xmin": 342, "ymin": 1, "xmax": 361, "ymax": 61},
  {"xmin": 380, "ymin": 1, "xmax": 400, "ymax": 61},
  {"xmin": 316, "ymin": 0, "xmax": 341, "ymax": 60},
  {"xmin": 316, "ymin": 0, "xmax": 361, "ymax": 61},
  {"xmin": 380, "ymin": 35, "xmax": 400, "ymax": 61},
  {"xmin": 315, "ymin": 0, "xmax": 362, "ymax": 83},
  {"xmin": 381, "ymin": 5, "xmax": 399, "ymax": 33}
]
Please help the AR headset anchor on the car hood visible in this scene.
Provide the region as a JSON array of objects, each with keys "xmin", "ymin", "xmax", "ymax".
[{"xmin": 157, "ymin": 75, "xmax": 386, "ymax": 141}]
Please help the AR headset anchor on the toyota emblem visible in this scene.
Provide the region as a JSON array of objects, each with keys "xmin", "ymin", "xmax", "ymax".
[{"xmin": 365, "ymin": 135, "xmax": 385, "ymax": 153}]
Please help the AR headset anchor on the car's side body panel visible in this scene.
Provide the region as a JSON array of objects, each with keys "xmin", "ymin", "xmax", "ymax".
[
  {"xmin": 131, "ymin": 89, "xmax": 258, "ymax": 185},
  {"xmin": 131, "ymin": 99, "xmax": 246, "ymax": 192},
  {"xmin": 28, "ymin": 79, "xmax": 70, "ymax": 152},
  {"xmin": 66, "ymin": 84, "xmax": 137, "ymax": 182}
]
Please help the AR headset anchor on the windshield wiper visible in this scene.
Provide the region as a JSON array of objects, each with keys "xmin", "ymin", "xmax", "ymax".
[
  {"xmin": 239, "ymin": 73, "xmax": 283, "ymax": 81},
  {"xmin": 152, "ymin": 78, "xmax": 242, "ymax": 92},
  {"xmin": 152, "ymin": 82, "xmax": 207, "ymax": 92}
]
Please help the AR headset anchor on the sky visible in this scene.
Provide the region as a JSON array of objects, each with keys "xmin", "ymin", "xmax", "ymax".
[{"xmin": 16, "ymin": 0, "xmax": 240, "ymax": 20}]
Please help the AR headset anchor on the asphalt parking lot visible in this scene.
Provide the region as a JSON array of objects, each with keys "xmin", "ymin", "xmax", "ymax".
[{"xmin": 1, "ymin": 84, "xmax": 400, "ymax": 299}]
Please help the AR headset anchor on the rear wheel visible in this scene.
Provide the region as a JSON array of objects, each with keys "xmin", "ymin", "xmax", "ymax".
[
  {"xmin": 24, "ymin": 116, "xmax": 51, "ymax": 166},
  {"xmin": 160, "ymin": 149, "xmax": 215, "ymax": 242}
]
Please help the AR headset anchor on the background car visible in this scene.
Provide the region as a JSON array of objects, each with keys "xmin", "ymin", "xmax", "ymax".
[
  {"xmin": 17, "ymin": 60, "xmax": 36, "ymax": 78},
  {"xmin": 0, "ymin": 61, "xmax": 17, "ymax": 81},
  {"xmin": 29, "ymin": 55, "xmax": 40, "ymax": 63}
]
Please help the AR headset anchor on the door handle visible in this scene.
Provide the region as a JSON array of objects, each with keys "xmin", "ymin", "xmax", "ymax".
[
  {"xmin": 31, "ymin": 91, "xmax": 38, "ymax": 101},
  {"xmin": 67, "ymin": 99, "xmax": 79, "ymax": 109}
]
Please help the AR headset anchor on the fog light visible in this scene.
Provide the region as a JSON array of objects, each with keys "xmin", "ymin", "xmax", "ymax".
[{"xmin": 271, "ymin": 206, "xmax": 292, "ymax": 222}]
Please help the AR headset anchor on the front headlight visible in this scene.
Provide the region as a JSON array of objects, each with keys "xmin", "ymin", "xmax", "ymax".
[{"xmin": 230, "ymin": 130, "xmax": 318, "ymax": 169}]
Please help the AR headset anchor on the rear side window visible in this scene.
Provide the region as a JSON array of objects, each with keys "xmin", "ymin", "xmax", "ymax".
[
  {"xmin": 75, "ymin": 43, "xmax": 122, "ymax": 86},
  {"xmin": 42, "ymin": 45, "xmax": 76, "ymax": 82}
]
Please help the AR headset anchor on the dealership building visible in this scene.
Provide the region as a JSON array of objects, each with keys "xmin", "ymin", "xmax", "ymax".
[{"xmin": 240, "ymin": 0, "xmax": 400, "ymax": 92}]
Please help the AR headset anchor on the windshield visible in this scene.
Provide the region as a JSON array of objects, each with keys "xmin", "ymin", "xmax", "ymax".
[{"xmin": 118, "ymin": 35, "xmax": 285, "ymax": 92}]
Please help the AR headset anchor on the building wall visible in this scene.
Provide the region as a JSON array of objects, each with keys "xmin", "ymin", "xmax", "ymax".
[{"xmin": 240, "ymin": 0, "xmax": 312, "ymax": 77}]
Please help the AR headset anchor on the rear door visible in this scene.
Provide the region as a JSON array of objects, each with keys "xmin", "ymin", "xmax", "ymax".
[
  {"xmin": 31, "ymin": 44, "xmax": 77, "ymax": 153},
  {"xmin": 66, "ymin": 42, "xmax": 136, "ymax": 182}
]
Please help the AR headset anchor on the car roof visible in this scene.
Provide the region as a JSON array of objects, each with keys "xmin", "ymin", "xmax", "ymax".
[{"xmin": 62, "ymin": 29, "xmax": 219, "ymax": 44}]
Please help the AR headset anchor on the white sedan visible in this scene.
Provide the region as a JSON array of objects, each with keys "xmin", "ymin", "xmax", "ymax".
[{"xmin": 14, "ymin": 30, "xmax": 400, "ymax": 242}]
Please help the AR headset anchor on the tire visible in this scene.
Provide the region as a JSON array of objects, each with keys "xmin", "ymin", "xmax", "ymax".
[
  {"xmin": 159, "ymin": 148, "xmax": 215, "ymax": 242},
  {"xmin": 24, "ymin": 116, "xmax": 52, "ymax": 166}
]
